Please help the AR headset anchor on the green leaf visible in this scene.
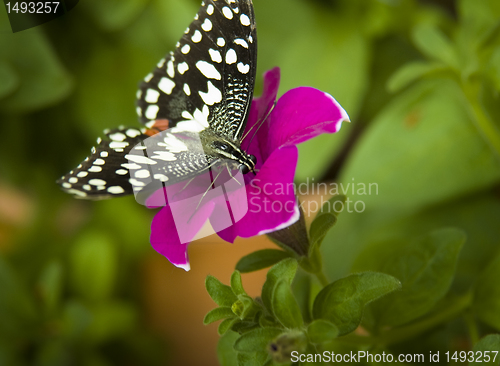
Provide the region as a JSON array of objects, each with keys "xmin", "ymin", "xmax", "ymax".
[
  {"xmin": 236, "ymin": 250, "xmax": 292, "ymax": 273},
  {"xmin": 362, "ymin": 228, "xmax": 465, "ymax": 327},
  {"xmin": 204, "ymin": 307, "xmax": 235, "ymax": 325},
  {"xmin": 411, "ymin": 24, "xmax": 460, "ymax": 69},
  {"xmin": 206, "ymin": 275, "xmax": 237, "ymax": 307},
  {"xmin": 236, "ymin": 352, "xmax": 268, "ymax": 366},
  {"xmin": 0, "ymin": 61, "xmax": 18, "ymax": 100},
  {"xmin": 309, "ymin": 195, "xmax": 346, "ymax": 251},
  {"xmin": 0, "ymin": 256, "xmax": 37, "ymax": 338},
  {"xmin": 83, "ymin": 0, "xmax": 149, "ymax": 31},
  {"xmin": 272, "ymin": 280, "xmax": 303, "ymax": 329},
  {"xmin": 37, "ymin": 261, "xmax": 63, "ymax": 314},
  {"xmin": 339, "ymin": 79, "xmax": 500, "ymax": 212},
  {"xmin": 231, "ymin": 271, "xmax": 246, "ymax": 296},
  {"xmin": 61, "ymin": 301, "xmax": 92, "ymax": 339},
  {"xmin": 218, "ymin": 318, "xmax": 240, "ymax": 336},
  {"xmin": 387, "ymin": 61, "xmax": 448, "ymax": 93},
  {"xmin": 307, "ymin": 320, "xmax": 339, "ymax": 344},
  {"xmin": 217, "ymin": 331, "xmax": 239, "ymax": 366},
  {"xmin": 234, "ymin": 328, "xmax": 284, "ymax": 353},
  {"xmin": 470, "ymin": 335, "xmax": 500, "ymax": 365},
  {"xmin": 261, "ymin": 259, "xmax": 298, "ymax": 316},
  {"xmin": 84, "ymin": 301, "xmax": 136, "ymax": 344},
  {"xmin": 473, "ymin": 253, "xmax": 500, "ymax": 330},
  {"xmin": 70, "ymin": 232, "xmax": 118, "ymax": 303},
  {"xmin": 0, "ymin": 28, "xmax": 72, "ymax": 112},
  {"xmin": 312, "ymin": 272, "xmax": 401, "ymax": 336}
]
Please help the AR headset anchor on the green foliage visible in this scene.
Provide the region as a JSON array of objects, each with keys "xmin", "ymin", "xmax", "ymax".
[
  {"xmin": 471, "ymin": 335, "xmax": 500, "ymax": 365},
  {"xmin": 2, "ymin": 0, "xmax": 500, "ymax": 364},
  {"xmin": 236, "ymin": 250, "xmax": 292, "ymax": 273},
  {"xmin": 354, "ymin": 228, "xmax": 465, "ymax": 327},
  {"xmin": 312, "ymin": 272, "xmax": 401, "ymax": 335},
  {"xmin": 473, "ymin": 253, "xmax": 500, "ymax": 331}
]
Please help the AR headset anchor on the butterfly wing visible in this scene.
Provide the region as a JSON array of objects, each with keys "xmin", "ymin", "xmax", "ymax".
[
  {"xmin": 136, "ymin": 0, "xmax": 257, "ymax": 140},
  {"xmin": 58, "ymin": 0, "xmax": 257, "ymax": 200},
  {"xmin": 57, "ymin": 127, "xmax": 148, "ymax": 199}
]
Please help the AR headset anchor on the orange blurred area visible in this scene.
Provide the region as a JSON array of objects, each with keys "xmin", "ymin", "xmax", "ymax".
[{"xmin": 143, "ymin": 234, "xmax": 275, "ymax": 366}]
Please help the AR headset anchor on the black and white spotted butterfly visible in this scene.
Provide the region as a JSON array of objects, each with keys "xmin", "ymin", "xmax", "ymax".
[{"xmin": 58, "ymin": 0, "xmax": 257, "ymax": 200}]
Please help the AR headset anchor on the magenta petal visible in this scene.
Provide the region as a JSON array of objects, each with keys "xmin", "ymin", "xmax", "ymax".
[
  {"xmin": 267, "ymin": 87, "xmax": 350, "ymax": 150},
  {"xmin": 242, "ymin": 67, "xmax": 281, "ymax": 163},
  {"xmin": 217, "ymin": 146, "xmax": 300, "ymax": 242},
  {"xmin": 150, "ymin": 199, "xmax": 215, "ymax": 271}
]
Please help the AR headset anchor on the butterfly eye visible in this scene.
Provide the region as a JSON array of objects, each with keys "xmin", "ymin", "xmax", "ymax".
[{"xmin": 239, "ymin": 164, "xmax": 250, "ymax": 174}]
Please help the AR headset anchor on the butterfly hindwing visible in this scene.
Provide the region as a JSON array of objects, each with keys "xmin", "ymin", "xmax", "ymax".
[
  {"xmin": 57, "ymin": 127, "xmax": 148, "ymax": 199},
  {"xmin": 136, "ymin": 0, "xmax": 257, "ymax": 140}
]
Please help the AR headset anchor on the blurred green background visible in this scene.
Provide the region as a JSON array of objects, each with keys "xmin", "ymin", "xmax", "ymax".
[{"xmin": 1, "ymin": 0, "xmax": 499, "ymax": 365}]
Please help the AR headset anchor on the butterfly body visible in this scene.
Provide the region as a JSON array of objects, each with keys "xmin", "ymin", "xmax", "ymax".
[{"xmin": 58, "ymin": 0, "xmax": 257, "ymax": 200}]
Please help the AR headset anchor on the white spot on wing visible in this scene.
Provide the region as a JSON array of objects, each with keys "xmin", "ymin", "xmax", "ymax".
[
  {"xmin": 77, "ymin": 171, "xmax": 88, "ymax": 178},
  {"xmin": 125, "ymin": 154, "xmax": 157, "ymax": 165},
  {"xmin": 100, "ymin": 151, "xmax": 109, "ymax": 158},
  {"xmin": 201, "ymin": 18, "xmax": 212, "ymax": 32},
  {"xmin": 206, "ymin": 4, "xmax": 214, "ymax": 14},
  {"xmin": 145, "ymin": 105, "xmax": 160, "ymax": 120},
  {"xmin": 234, "ymin": 39, "xmax": 249, "ymax": 48},
  {"xmin": 135, "ymin": 169, "xmax": 151, "ymax": 178},
  {"xmin": 152, "ymin": 151, "xmax": 177, "ymax": 161},
  {"xmin": 144, "ymin": 73, "xmax": 153, "ymax": 82},
  {"xmin": 178, "ymin": 62, "xmax": 189, "ymax": 74},
  {"xmin": 191, "ymin": 30, "xmax": 202, "ymax": 43},
  {"xmin": 126, "ymin": 129, "xmax": 141, "ymax": 138},
  {"xmin": 110, "ymin": 141, "xmax": 129, "ymax": 149},
  {"xmin": 209, "ymin": 49, "xmax": 222, "ymax": 63},
  {"xmin": 116, "ymin": 169, "xmax": 128, "ymax": 175},
  {"xmin": 89, "ymin": 179, "xmax": 106, "ymax": 186},
  {"xmin": 122, "ymin": 163, "xmax": 140, "ymax": 170},
  {"xmin": 94, "ymin": 159, "xmax": 105, "ymax": 165},
  {"xmin": 237, "ymin": 62, "xmax": 250, "ymax": 74},
  {"xmin": 184, "ymin": 83, "xmax": 191, "ymax": 95},
  {"xmin": 109, "ymin": 132, "xmax": 126, "ymax": 141},
  {"xmin": 108, "ymin": 186, "xmax": 125, "ymax": 194},
  {"xmin": 68, "ymin": 177, "xmax": 78, "ymax": 184},
  {"xmin": 199, "ymin": 81, "xmax": 222, "ymax": 105},
  {"xmin": 181, "ymin": 44, "xmax": 190, "ymax": 54},
  {"xmin": 217, "ymin": 37, "xmax": 225, "ymax": 47},
  {"xmin": 240, "ymin": 14, "xmax": 251, "ymax": 26},
  {"xmin": 158, "ymin": 77, "xmax": 175, "ymax": 94},
  {"xmin": 88, "ymin": 166, "xmax": 102, "ymax": 173},
  {"xmin": 154, "ymin": 174, "xmax": 169, "ymax": 182},
  {"xmin": 167, "ymin": 60, "xmax": 175, "ymax": 78},
  {"xmin": 222, "ymin": 6, "xmax": 233, "ymax": 19},
  {"xmin": 225, "ymin": 49, "xmax": 237, "ymax": 64},
  {"xmin": 196, "ymin": 61, "xmax": 221, "ymax": 80},
  {"xmin": 144, "ymin": 89, "xmax": 160, "ymax": 103}
]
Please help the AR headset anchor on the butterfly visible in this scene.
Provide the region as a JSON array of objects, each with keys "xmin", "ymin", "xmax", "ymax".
[{"xmin": 57, "ymin": 0, "xmax": 257, "ymax": 201}]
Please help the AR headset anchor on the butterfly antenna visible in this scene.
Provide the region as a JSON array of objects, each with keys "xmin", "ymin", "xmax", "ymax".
[
  {"xmin": 187, "ymin": 166, "xmax": 225, "ymax": 223},
  {"xmin": 241, "ymin": 102, "xmax": 276, "ymax": 150}
]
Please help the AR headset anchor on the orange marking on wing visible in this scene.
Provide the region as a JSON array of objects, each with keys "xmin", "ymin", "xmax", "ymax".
[{"xmin": 144, "ymin": 119, "xmax": 170, "ymax": 137}]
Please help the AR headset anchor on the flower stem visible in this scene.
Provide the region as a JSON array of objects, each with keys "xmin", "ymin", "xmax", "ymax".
[
  {"xmin": 463, "ymin": 310, "xmax": 479, "ymax": 346},
  {"xmin": 315, "ymin": 270, "xmax": 330, "ymax": 287},
  {"xmin": 461, "ymin": 80, "xmax": 500, "ymax": 163}
]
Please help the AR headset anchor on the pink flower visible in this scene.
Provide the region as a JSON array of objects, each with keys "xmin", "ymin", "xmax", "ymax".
[{"xmin": 149, "ymin": 68, "xmax": 350, "ymax": 270}]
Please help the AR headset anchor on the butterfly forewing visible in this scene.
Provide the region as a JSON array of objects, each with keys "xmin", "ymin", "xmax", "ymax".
[{"xmin": 136, "ymin": 0, "xmax": 257, "ymax": 140}]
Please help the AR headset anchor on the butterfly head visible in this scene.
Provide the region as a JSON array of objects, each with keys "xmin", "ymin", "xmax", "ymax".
[{"xmin": 210, "ymin": 138, "xmax": 257, "ymax": 175}]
